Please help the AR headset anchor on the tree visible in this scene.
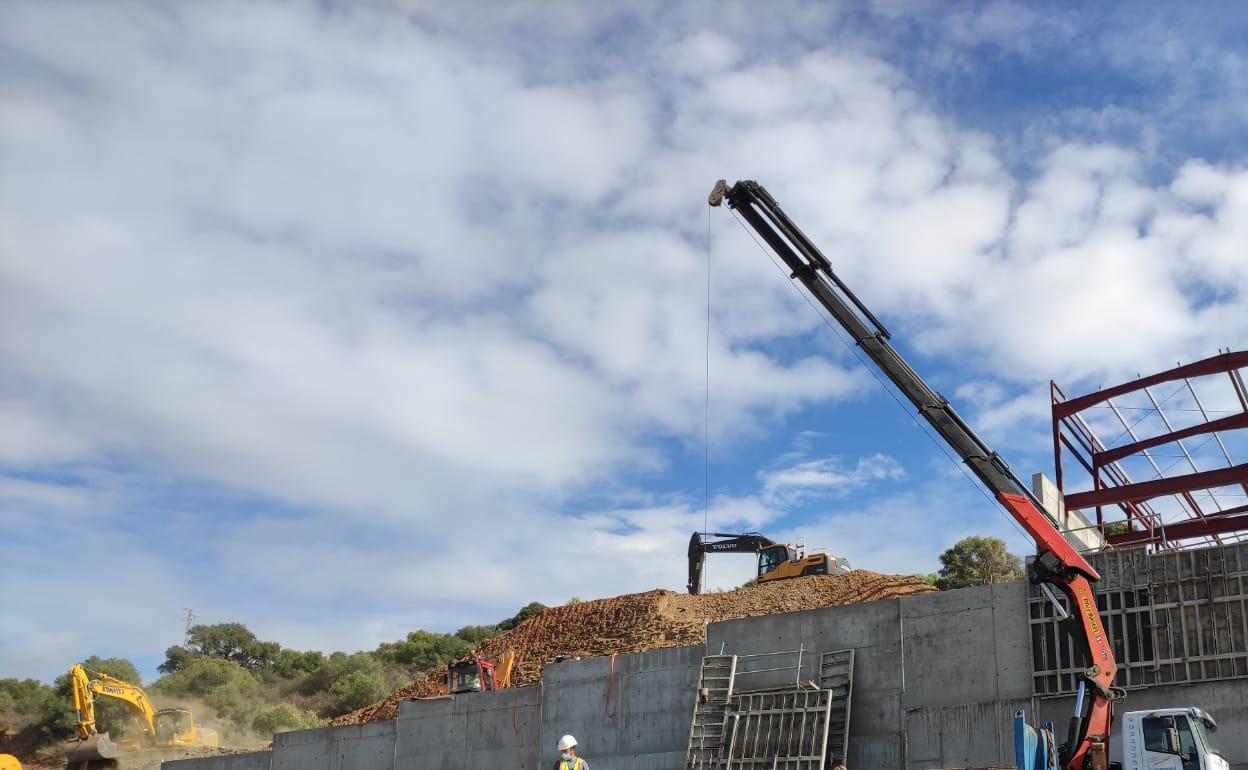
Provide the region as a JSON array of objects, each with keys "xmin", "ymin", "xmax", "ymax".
[
  {"xmin": 372, "ymin": 631, "xmax": 471, "ymax": 671},
  {"xmin": 497, "ymin": 602, "xmax": 546, "ymax": 631},
  {"xmin": 328, "ymin": 671, "xmax": 387, "ymax": 715},
  {"xmin": 933, "ymin": 536, "xmax": 1024, "ymax": 590},
  {"xmin": 161, "ymin": 623, "xmax": 281, "ymax": 672},
  {"xmin": 454, "ymin": 625, "xmax": 499, "ymax": 644},
  {"xmin": 250, "ymin": 703, "xmax": 321, "ymax": 735},
  {"xmin": 0, "ymin": 678, "xmax": 57, "ymax": 733},
  {"xmin": 152, "ymin": 657, "xmax": 259, "ymax": 722},
  {"xmin": 269, "ymin": 649, "xmax": 326, "ymax": 680},
  {"xmin": 158, "ymin": 645, "xmax": 195, "ymax": 675},
  {"xmin": 300, "ymin": 653, "xmax": 385, "ymax": 696},
  {"xmin": 1103, "ymin": 521, "xmax": 1128, "ymax": 537}
]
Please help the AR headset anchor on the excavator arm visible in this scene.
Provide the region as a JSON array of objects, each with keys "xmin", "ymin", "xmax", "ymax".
[
  {"xmin": 69, "ymin": 664, "xmax": 97, "ymax": 740},
  {"xmin": 710, "ymin": 180, "xmax": 1119, "ymax": 769},
  {"xmin": 688, "ymin": 532, "xmax": 779, "ymax": 595}
]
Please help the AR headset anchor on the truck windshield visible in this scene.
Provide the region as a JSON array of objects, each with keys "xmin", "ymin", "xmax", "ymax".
[{"xmin": 1191, "ymin": 717, "xmax": 1221, "ymax": 755}]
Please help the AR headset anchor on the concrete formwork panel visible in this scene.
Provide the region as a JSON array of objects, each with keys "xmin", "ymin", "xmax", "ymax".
[
  {"xmin": 538, "ymin": 645, "xmax": 702, "ymax": 770},
  {"xmin": 394, "ymin": 684, "xmax": 541, "ymax": 770},
  {"xmin": 161, "ymin": 751, "xmax": 272, "ymax": 770},
  {"xmin": 272, "ymin": 721, "xmax": 395, "ymax": 770},
  {"xmin": 707, "ymin": 597, "xmax": 904, "ymax": 769}
]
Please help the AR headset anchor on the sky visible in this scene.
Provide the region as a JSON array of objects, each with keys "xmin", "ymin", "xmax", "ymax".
[{"xmin": 2, "ymin": 1, "xmax": 1248, "ymax": 684}]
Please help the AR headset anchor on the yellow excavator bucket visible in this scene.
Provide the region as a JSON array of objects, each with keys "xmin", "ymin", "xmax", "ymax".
[{"xmin": 64, "ymin": 732, "xmax": 121, "ymax": 768}]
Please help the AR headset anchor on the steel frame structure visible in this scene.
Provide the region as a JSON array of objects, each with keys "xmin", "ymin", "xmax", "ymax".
[{"xmin": 1052, "ymin": 350, "xmax": 1248, "ymax": 548}]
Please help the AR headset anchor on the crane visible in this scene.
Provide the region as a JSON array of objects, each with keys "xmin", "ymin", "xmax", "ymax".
[{"xmin": 709, "ymin": 179, "xmax": 1123, "ymax": 770}]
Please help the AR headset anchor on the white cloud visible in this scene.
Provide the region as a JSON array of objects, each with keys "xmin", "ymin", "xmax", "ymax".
[
  {"xmin": 760, "ymin": 453, "xmax": 906, "ymax": 505},
  {"xmin": 2, "ymin": 2, "xmax": 1247, "ymax": 680}
]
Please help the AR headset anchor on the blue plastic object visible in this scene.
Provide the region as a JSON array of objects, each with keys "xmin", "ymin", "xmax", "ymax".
[{"xmin": 1014, "ymin": 710, "xmax": 1059, "ymax": 770}]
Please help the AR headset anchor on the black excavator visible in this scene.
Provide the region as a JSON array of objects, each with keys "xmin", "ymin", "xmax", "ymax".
[{"xmin": 687, "ymin": 531, "xmax": 852, "ymax": 594}]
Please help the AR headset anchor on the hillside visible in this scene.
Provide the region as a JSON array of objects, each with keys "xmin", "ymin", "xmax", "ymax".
[{"xmin": 334, "ymin": 569, "xmax": 934, "ymax": 724}]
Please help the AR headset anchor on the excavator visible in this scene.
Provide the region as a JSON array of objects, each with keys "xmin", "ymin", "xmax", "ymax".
[
  {"xmin": 445, "ymin": 648, "xmax": 518, "ymax": 695},
  {"xmin": 709, "ymin": 179, "xmax": 1224, "ymax": 770},
  {"xmin": 687, "ymin": 531, "xmax": 851, "ymax": 594},
  {"xmin": 64, "ymin": 664, "xmax": 218, "ymax": 769}
]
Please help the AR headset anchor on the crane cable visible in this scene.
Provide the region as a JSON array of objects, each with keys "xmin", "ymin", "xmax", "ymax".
[{"xmin": 702, "ymin": 203, "xmax": 713, "ymax": 595}]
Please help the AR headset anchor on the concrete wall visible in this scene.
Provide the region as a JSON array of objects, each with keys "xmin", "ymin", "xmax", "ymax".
[
  {"xmin": 537, "ymin": 645, "xmax": 702, "ymax": 770},
  {"xmin": 165, "ymin": 581, "xmax": 1248, "ymax": 770},
  {"xmin": 162, "ymin": 751, "xmax": 271, "ymax": 770},
  {"xmin": 706, "ymin": 581, "xmax": 1034, "ymax": 769},
  {"xmin": 273, "ymin": 721, "xmax": 395, "ymax": 770},
  {"xmin": 394, "ymin": 683, "xmax": 541, "ymax": 770}
]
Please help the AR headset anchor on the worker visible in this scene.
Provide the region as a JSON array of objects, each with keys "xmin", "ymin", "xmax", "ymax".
[{"xmin": 555, "ymin": 734, "xmax": 587, "ymax": 770}]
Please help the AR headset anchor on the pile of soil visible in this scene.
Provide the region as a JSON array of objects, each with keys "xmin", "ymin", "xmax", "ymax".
[{"xmin": 333, "ymin": 570, "xmax": 934, "ymax": 725}]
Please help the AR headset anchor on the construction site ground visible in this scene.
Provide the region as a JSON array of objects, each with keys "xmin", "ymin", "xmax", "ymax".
[
  {"xmin": 335, "ymin": 569, "xmax": 935, "ymax": 725},
  {"xmin": 13, "ymin": 745, "xmax": 269, "ymax": 770}
]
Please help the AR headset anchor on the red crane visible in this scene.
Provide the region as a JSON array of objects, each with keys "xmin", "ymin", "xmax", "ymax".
[{"xmin": 710, "ymin": 179, "xmax": 1123, "ymax": 770}]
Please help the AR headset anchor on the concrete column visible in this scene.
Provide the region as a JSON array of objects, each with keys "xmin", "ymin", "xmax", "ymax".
[{"xmin": 1032, "ymin": 472, "xmax": 1103, "ymax": 552}]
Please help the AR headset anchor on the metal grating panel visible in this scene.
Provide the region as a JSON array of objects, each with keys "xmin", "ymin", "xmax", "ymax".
[
  {"xmin": 1029, "ymin": 542, "xmax": 1248, "ymax": 695},
  {"xmin": 817, "ymin": 650, "xmax": 853, "ymax": 766},
  {"xmin": 723, "ymin": 690, "xmax": 833, "ymax": 770}
]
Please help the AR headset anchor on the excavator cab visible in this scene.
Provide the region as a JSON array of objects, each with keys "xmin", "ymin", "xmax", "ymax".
[
  {"xmin": 447, "ymin": 657, "xmax": 498, "ymax": 694},
  {"xmin": 154, "ymin": 709, "xmax": 191, "ymax": 742},
  {"xmin": 757, "ymin": 545, "xmax": 797, "ymax": 576}
]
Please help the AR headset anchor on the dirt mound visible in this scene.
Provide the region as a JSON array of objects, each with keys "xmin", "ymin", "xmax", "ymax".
[{"xmin": 333, "ymin": 570, "xmax": 934, "ymax": 725}]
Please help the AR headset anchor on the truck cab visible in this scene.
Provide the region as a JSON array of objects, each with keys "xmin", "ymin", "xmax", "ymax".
[
  {"xmin": 446, "ymin": 657, "xmax": 498, "ymax": 694},
  {"xmin": 1118, "ymin": 708, "xmax": 1225, "ymax": 770}
]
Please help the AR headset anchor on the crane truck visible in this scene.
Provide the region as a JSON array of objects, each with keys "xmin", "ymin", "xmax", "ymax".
[
  {"xmin": 709, "ymin": 180, "xmax": 1226, "ymax": 770},
  {"xmin": 687, "ymin": 531, "xmax": 851, "ymax": 594},
  {"xmin": 64, "ymin": 664, "xmax": 218, "ymax": 769}
]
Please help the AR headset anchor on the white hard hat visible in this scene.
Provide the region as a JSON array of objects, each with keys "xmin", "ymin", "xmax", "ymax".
[{"xmin": 557, "ymin": 735, "xmax": 578, "ymax": 751}]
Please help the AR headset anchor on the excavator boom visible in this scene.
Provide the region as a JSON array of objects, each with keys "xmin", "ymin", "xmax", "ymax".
[{"xmin": 711, "ymin": 179, "xmax": 1119, "ymax": 769}]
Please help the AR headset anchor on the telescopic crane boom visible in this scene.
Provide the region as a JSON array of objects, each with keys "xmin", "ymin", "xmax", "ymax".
[{"xmin": 710, "ymin": 179, "xmax": 1121, "ymax": 770}]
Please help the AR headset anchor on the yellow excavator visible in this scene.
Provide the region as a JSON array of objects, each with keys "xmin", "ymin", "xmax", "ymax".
[{"xmin": 64, "ymin": 664, "xmax": 218, "ymax": 769}]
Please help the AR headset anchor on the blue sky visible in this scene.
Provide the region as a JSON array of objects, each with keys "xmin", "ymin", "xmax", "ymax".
[{"xmin": 3, "ymin": 1, "xmax": 1248, "ymax": 684}]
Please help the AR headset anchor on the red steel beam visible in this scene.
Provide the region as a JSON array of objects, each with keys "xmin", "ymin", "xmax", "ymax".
[
  {"xmin": 1109, "ymin": 507, "xmax": 1248, "ymax": 545},
  {"xmin": 1097, "ymin": 411, "xmax": 1248, "ymax": 465},
  {"xmin": 1064, "ymin": 463, "xmax": 1248, "ymax": 509},
  {"xmin": 1054, "ymin": 351, "xmax": 1248, "ymax": 418}
]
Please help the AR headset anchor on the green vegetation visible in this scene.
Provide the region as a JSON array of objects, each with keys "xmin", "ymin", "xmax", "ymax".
[
  {"xmin": 1103, "ymin": 521, "xmax": 1129, "ymax": 537},
  {"xmin": 0, "ymin": 601, "xmax": 548, "ymax": 758},
  {"xmin": 930, "ymin": 535, "xmax": 1025, "ymax": 590}
]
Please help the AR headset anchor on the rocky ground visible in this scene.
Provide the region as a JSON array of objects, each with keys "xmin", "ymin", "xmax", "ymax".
[{"xmin": 333, "ymin": 569, "xmax": 935, "ymax": 725}]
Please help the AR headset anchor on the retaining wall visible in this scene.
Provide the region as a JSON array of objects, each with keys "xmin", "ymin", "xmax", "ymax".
[
  {"xmin": 164, "ymin": 581, "xmax": 1248, "ymax": 770},
  {"xmin": 160, "ymin": 752, "xmax": 272, "ymax": 770}
]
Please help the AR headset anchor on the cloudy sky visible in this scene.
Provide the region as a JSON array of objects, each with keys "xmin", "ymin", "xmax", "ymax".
[{"xmin": 3, "ymin": 1, "xmax": 1247, "ymax": 683}]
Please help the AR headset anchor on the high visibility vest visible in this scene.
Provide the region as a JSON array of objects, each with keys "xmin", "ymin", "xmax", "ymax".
[{"xmin": 559, "ymin": 757, "xmax": 585, "ymax": 770}]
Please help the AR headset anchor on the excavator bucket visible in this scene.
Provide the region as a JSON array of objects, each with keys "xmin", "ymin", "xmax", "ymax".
[{"xmin": 64, "ymin": 733, "xmax": 121, "ymax": 768}]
